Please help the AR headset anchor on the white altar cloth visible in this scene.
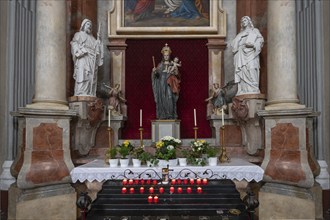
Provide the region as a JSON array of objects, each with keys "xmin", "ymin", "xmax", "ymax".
[{"xmin": 70, "ymin": 158, "xmax": 264, "ymax": 183}]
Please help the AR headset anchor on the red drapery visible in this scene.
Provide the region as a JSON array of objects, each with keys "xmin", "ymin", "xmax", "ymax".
[{"xmin": 122, "ymin": 39, "xmax": 212, "ymax": 139}]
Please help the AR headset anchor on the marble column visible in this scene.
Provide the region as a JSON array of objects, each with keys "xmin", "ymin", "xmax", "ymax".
[
  {"xmin": 266, "ymin": 0, "xmax": 304, "ymax": 110},
  {"xmin": 9, "ymin": 1, "xmax": 77, "ymax": 219},
  {"xmin": 27, "ymin": 0, "xmax": 68, "ymax": 110}
]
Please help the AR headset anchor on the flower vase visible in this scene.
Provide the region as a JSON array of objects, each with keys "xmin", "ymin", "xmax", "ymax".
[
  {"xmin": 178, "ymin": 158, "xmax": 187, "ymax": 166},
  {"xmin": 169, "ymin": 158, "xmax": 178, "ymax": 166},
  {"xmin": 109, "ymin": 158, "xmax": 119, "ymax": 167},
  {"xmin": 208, "ymin": 157, "xmax": 218, "ymax": 166},
  {"xmin": 120, "ymin": 158, "xmax": 129, "ymax": 167},
  {"xmin": 132, "ymin": 159, "xmax": 141, "ymax": 167}
]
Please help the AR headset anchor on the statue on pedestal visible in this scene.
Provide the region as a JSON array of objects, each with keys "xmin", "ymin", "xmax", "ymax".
[
  {"xmin": 152, "ymin": 44, "xmax": 181, "ymax": 119},
  {"xmin": 71, "ymin": 19, "xmax": 104, "ymax": 97},
  {"xmin": 231, "ymin": 16, "xmax": 264, "ymax": 96}
]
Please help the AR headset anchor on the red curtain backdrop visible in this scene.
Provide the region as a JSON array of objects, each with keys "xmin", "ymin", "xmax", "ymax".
[{"xmin": 122, "ymin": 39, "xmax": 212, "ymax": 140}]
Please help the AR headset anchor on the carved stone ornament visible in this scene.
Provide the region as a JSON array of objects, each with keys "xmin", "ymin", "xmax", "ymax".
[{"xmin": 231, "ymin": 97, "xmax": 249, "ymax": 122}]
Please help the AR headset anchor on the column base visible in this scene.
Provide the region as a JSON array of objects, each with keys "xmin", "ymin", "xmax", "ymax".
[
  {"xmin": 26, "ymin": 102, "xmax": 69, "ymax": 110},
  {"xmin": 265, "ymin": 102, "xmax": 305, "ymax": 110},
  {"xmin": 259, "ymin": 182, "xmax": 323, "ymax": 220},
  {"xmin": 8, "ymin": 183, "xmax": 76, "ymax": 220},
  {"xmin": 0, "ymin": 160, "xmax": 15, "ymax": 191}
]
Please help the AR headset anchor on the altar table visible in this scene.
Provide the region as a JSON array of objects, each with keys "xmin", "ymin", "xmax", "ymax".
[{"xmin": 70, "ymin": 158, "xmax": 264, "ymax": 183}]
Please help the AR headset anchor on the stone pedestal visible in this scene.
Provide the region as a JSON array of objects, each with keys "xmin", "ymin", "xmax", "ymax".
[
  {"xmin": 229, "ymin": 94, "xmax": 266, "ymax": 155},
  {"xmin": 152, "ymin": 120, "xmax": 180, "ymax": 142},
  {"xmin": 69, "ymin": 97, "xmax": 105, "ymax": 155},
  {"xmin": 8, "ymin": 183, "xmax": 76, "ymax": 220},
  {"xmin": 258, "ymin": 108, "xmax": 315, "ymax": 188},
  {"xmin": 259, "ymin": 182, "xmax": 323, "ymax": 220},
  {"xmin": 14, "ymin": 107, "xmax": 76, "ymax": 189}
]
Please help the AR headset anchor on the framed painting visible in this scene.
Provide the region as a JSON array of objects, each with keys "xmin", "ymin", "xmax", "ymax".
[{"xmin": 109, "ymin": 0, "xmax": 225, "ymax": 36}]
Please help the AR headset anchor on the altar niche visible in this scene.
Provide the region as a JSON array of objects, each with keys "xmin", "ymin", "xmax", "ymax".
[{"xmin": 151, "ymin": 120, "xmax": 180, "ymax": 143}]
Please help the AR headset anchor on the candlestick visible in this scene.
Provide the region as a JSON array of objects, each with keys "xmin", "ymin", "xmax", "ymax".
[
  {"xmin": 139, "ymin": 127, "xmax": 144, "ymax": 147},
  {"xmin": 140, "ymin": 109, "xmax": 142, "ymax": 127},
  {"xmin": 108, "ymin": 109, "xmax": 111, "ymax": 127},
  {"xmin": 193, "ymin": 127, "xmax": 198, "ymax": 141},
  {"xmin": 194, "ymin": 109, "xmax": 197, "ymax": 126},
  {"xmin": 219, "ymin": 126, "xmax": 230, "ymax": 163}
]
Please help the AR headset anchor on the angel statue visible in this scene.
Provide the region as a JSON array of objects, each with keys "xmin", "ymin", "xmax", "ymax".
[{"xmin": 102, "ymin": 83, "xmax": 126, "ymax": 116}]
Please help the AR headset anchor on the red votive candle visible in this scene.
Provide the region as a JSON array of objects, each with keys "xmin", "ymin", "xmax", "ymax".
[
  {"xmin": 140, "ymin": 187, "xmax": 145, "ymax": 194},
  {"xmin": 170, "ymin": 186, "xmax": 175, "ymax": 193},
  {"xmin": 154, "ymin": 195, "xmax": 159, "ymax": 204},
  {"xmin": 177, "ymin": 187, "xmax": 183, "ymax": 194},
  {"xmin": 190, "ymin": 178, "xmax": 194, "ymax": 185},
  {"xmin": 159, "ymin": 187, "xmax": 164, "ymax": 194},
  {"xmin": 122, "ymin": 179, "xmax": 128, "ymax": 185},
  {"xmin": 202, "ymin": 178, "xmax": 208, "ymax": 185},
  {"xmin": 128, "ymin": 179, "xmax": 134, "ymax": 185},
  {"xmin": 129, "ymin": 187, "xmax": 135, "ymax": 194},
  {"xmin": 153, "ymin": 179, "xmax": 158, "ymax": 185},
  {"xmin": 186, "ymin": 187, "xmax": 192, "ymax": 194},
  {"xmin": 146, "ymin": 179, "xmax": 151, "ymax": 185},
  {"xmin": 196, "ymin": 178, "xmax": 201, "ymax": 185},
  {"xmin": 140, "ymin": 179, "xmax": 145, "ymax": 185},
  {"xmin": 134, "ymin": 179, "xmax": 139, "ymax": 185},
  {"xmin": 149, "ymin": 187, "xmax": 154, "ymax": 194},
  {"xmin": 177, "ymin": 179, "xmax": 182, "ymax": 185},
  {"xmin": 183, "ymin": 179, "xmax": 189, "ymax": 185},
  {"xmin": 197, "ymin": 187, "xmax": 202, "ymax": 194},
  {"xmin": 148, "ymin": 196, "xmax": 153, "ymax": 203},
  {"xmin": 121, "ymin": 187, "xmax": 127, "ymax": 194},
  {"xmin": 171, "ymin": 179, "xmax": 176, "ymax": 185}
]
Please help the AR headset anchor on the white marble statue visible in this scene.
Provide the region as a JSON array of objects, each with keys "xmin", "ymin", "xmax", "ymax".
[
  {"xmin": 231, "ymin": 16, "xmax": 264, "ymax": 96},
  {"xmin": 71, "ymin": 19, "xmax": 104, "ymax": 96}
]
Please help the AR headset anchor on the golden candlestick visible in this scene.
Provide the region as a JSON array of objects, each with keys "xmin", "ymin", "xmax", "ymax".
[
  {"xmin": 108, "ymin": 127, "xmax": 113, "ymax": 158},
  {"xmin": 139, "ymin": 127, "xmax": 144, "ymax": 146},
  {"xmin": 219, "ymin": 125, "xmax": 230, "ymax": 163},
  {"xmin": 193, "ymin": 127, "xmax": 198, "ymax": 141}
]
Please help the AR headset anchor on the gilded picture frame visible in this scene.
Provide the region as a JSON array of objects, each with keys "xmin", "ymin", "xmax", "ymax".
[{"xmin": 108, "ymin": 0, "xmax": 226, "ymax": 37}]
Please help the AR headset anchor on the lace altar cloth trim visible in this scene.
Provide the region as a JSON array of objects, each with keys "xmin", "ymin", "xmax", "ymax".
[{"xmin": 71, "ymin": 158, "xmax": 264, "ymax": 183}]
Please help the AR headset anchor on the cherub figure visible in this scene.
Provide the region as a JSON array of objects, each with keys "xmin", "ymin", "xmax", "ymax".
[
  {"xmin": 103, "ymin": 83, "xmax": 126, "ymax": 116},
  {"xmin": 205, "ymin": 83, "xmax": 226, "ymax": 115}
]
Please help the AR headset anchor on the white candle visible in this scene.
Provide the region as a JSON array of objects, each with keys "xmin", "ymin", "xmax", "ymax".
[
  {"xmin": 221, "ymin": 108, "xmax": 224, "ymax": 126},
  {"xmin": 194, "ymin": 109, "xmax": 197, "ymax": 126},
  {"xmin": 108, "ymin": 109, "xmax": 111, "ymax": 127},
  {"xmin": 140, "ymin": 109, "xmax": 142, "ymax": 127}
]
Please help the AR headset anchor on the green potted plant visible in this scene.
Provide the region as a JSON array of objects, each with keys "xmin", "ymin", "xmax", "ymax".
[
  {"xmin": 105, "ymin": 147, "xmax": 118, "ymax": 167},
  {"xmin": 131, "ymin": 146, "xmax": 145, "ymax": 167},
  {"xmin": 154, "ymin": 136, "xmax": 181, "ymax": 166},
  {"xmin": 206, "ymin": 146, "xmax": 219, "ymax": 166},
  {"xmin": 117, "ymin": 140, "xmax": 134, "ymax": 167}
]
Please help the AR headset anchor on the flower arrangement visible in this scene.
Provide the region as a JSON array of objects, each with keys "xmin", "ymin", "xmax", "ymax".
[
  {"xmin": 187, "ymin": 139, "xmax": 210, "ymax": 166},
  {"xmin": 155, "ymin": 136, "xmax": 181, "ymax": 161},
  {"xmin": 117, "ymin": 140, "xmax": 134, "ymax": 159},
  {"xmin": 105, "ymin": 147, "xmax": 117, "ymax": 159},
  {"xmin": 190, "ymin": 140, "xmax": 209, "ymax": 156}
]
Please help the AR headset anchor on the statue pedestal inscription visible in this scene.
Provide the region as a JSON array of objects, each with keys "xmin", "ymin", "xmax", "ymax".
[{"xmin": 152, "ymin": 120, "xmax": 180, "ymax": 142}]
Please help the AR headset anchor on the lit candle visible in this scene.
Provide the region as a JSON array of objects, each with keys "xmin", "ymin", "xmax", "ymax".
[
  {"xmin": 140, "ymin": 109, "xmax": 142, "ymax": 127},
  {"xmin": 140, "ymin": 187, "xmax": 145, "ymax": 194},
  {"xmin": 197, "ymin": 187, "xmax": 202, "ymax": 194},
  {"xmin": 190, "ymin": 178, "xmax": 194, "ymax": 185},
  {"xmin": 148, "ymin": 196, "xmax": 153, "ymax": 203},
  {"xmin": 202, "ymin": 178, "xmax": 208, "ymax": 185},
  {"xmin": 186, "ymin": 187, "xmax": 192, "ymax": 194},
  {"xmin": 194, "ymin": 109, "xmax": 197, "ymax": 126},
  {"xmin": 171, "ymin": 179, "xmax": 176, "ymax": 185},
  {"xmin": 121, "ymin": 187, "xmax": 127, "ymax": 194},
  {"xmin": 122, "ymin": 179, "xmax": 128, "ymax": 185},
  {"xmin": 196, "ymin": 178, "xmax": 201, "ymax": 185},
  {"xmin": 177, "ymin": 187, "xmax": 183, "ymax": 194},
  {"xmin": 129, "ymin": 187, "xmax": 135, "ymax": 194},
  {"xmin": 221, "ymin": 108, "xmax": 224, "ymax": 126},
  {"xmin": 169, "ymin": 186, "xmax": 175, "ymax": 193},
  {"xmin": 153, "ymin": 195, "xmax": 159, "ymax": 204},
  {"xmin": 108, "ymin": 109, "xmax": 111, "ymax": 127},
  {"xmin": 149, "ymin": 187, "xmax": 154, "ymax": 194},
  {"xmin": 159, "ymin": 187, "xmax": 164, "ymax": 194}
]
